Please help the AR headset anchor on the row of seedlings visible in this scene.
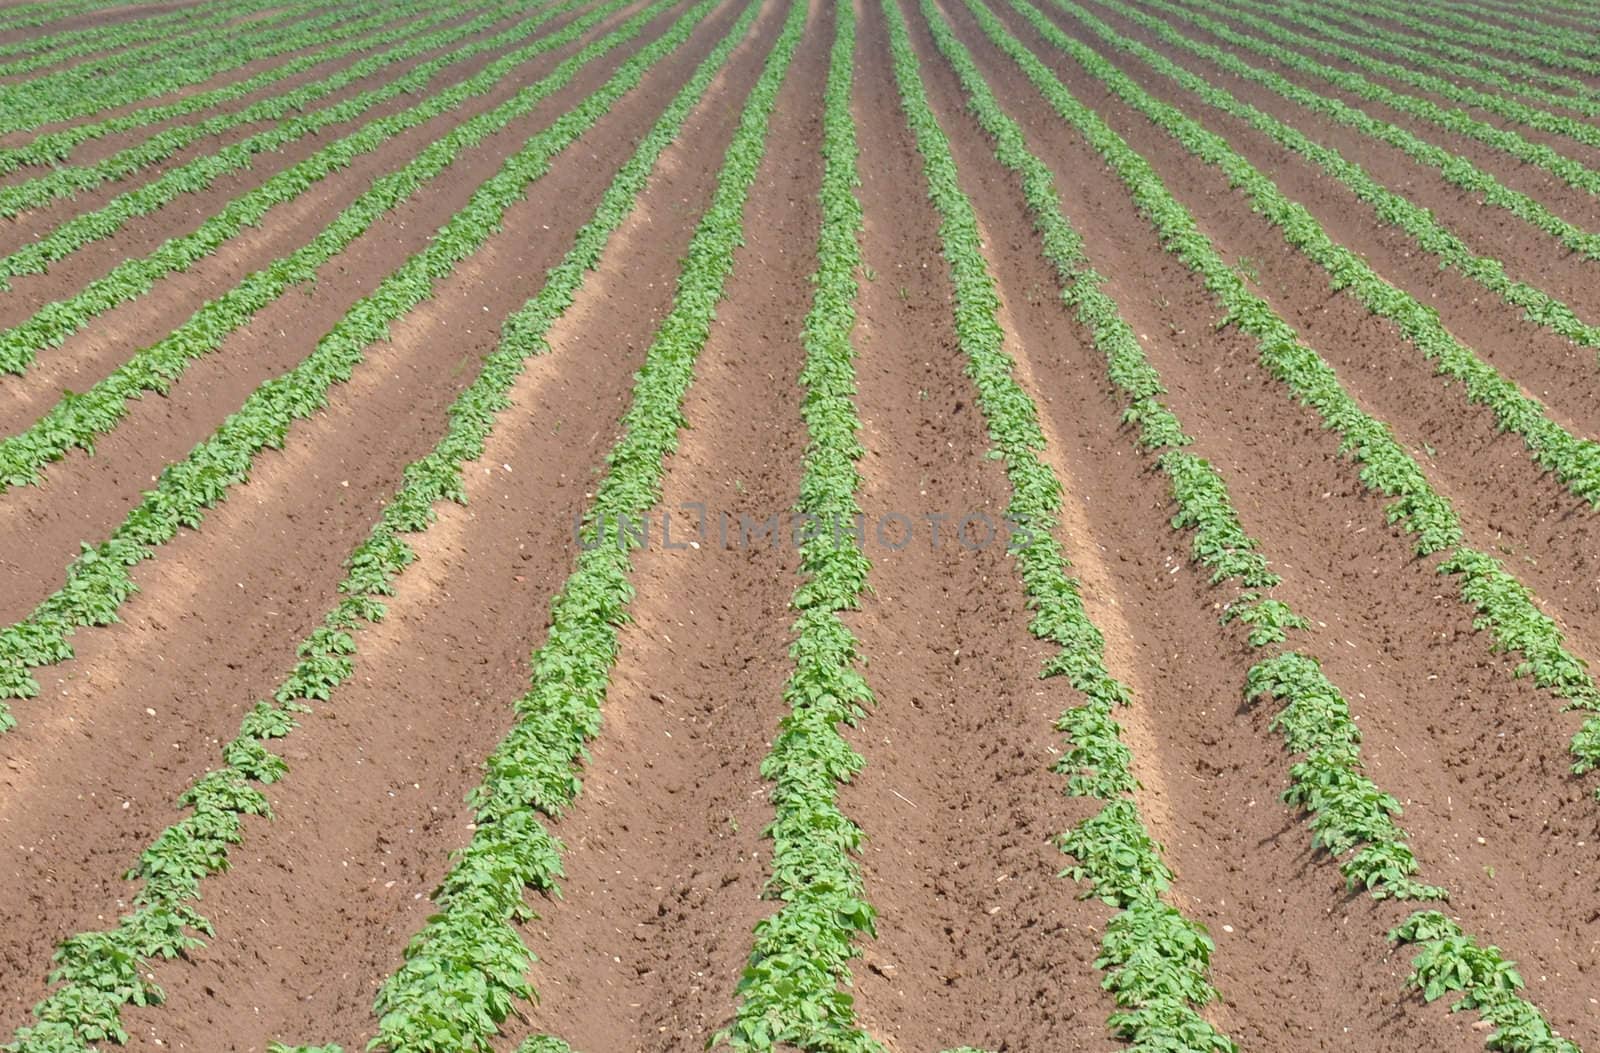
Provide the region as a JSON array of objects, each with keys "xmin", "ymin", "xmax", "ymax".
[
  {"xmin": 340, "ymin": 5, "xmax": 805, "ymax": 1050},
  {"xmin": 0, "ymin": 0, "xmax": 494, "ymax": 210},
  {"xmin": 719, "ymin": 4, "xmax": 883, "ymax": 1050},
  {"xmin": 0, "ymin": 0, "xmax": 633, "ymax": 481},
  {"xmin": 2, "ymin": 1, "xmax": 740, "ymax": 1049},
  {"xmin": 0, "ymin": 0, "xmax": 589, "ymax": 376},
  {"xmin": 886, "ymin": 0, "xmax": 1236, "ymax": 1047},
  {"xmin": 1091, "ymin": 0, "xmax": 1600, "ymax": 269},
  {"xmin": 0, "ymin": 0, "xmax": 707, "ymax": 732},
  {"xmin": 934, "ymin": 3, "xmax": 1579, "ymax": 1046},
  {"xmin": 1000, "ymin": 0, "xmax": 1600, "ymax": 777}
]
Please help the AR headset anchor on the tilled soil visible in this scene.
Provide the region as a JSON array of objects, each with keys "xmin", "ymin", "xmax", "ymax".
[
  {"xmin": 0, "ymin": 0, "xmax": 664, "ymax": 602},
  {"xmin": 108, "ymin": 6, "xmax": 786, "ymax": 1045},
  {"xmin": 965, "ymin": 0, "xmax": 1600, "ymax": 1043},
  {"xmin": 1106, "ymin": 0, "xmax": 1600, "ymax": 239},
  {"xmin": 509, "ymin": 7, "xmax": 837, "ymax": 1050},
  {"xmin": 839, "ymin": 4, "xmax": 1113, "ymax": 1048},
  {"xmin": 6, "ymin": 0, "xmax": 1600, "ymax": 1049},
  {"xmin": 0, "ymin": 2, "xmax": 607, "ymax": 373},
  {"xmin": 0, "ymin": 0, "xmax": 751, "ymax": 1036}
]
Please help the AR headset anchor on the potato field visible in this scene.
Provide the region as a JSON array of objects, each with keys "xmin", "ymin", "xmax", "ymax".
[{"xmin": 2, "ymin": 0, "xmax": 1600, "ymax": 1050}]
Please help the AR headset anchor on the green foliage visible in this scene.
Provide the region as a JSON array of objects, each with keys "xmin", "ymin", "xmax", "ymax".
[
  {"xmin": 719, "ymin": 8, "xmax": 882, "ymax": 1051},
  {"xmin": 0, "ymin": 3, "xmax": 448, "ymax": 176},
  {"xmin": 0, "ymin": 0, "xmax": 676, "ymax": 738},
  {"xmin": 940, "ymin": 0, "xmax": 1442, "ymax": 907},
  {"xmin": 888, "ymin": 2, "xmax": 1234, "ymax": 1048},
  {"xmin": 1245, "ymin": 655, "xmax": 1445, "ymax": 899},
  {"xmin": 0, "ymin": 0, "xmax": 140, "ymax": 35},
  {"xmin": 1176, "ymin": 0, "xmax": 1600, "ymax": 153},
  {"xmin": 0, "ymin": 0, "xmax": 599, "ymax": 379},
  {"xmin": 1098, "ymin": 0, "xmax": 1600, "ymax": 269},
  {"xmin": 1068, "ymin": 0, "xmax": 1600, "ymax": 373},
  {"xmin": 1050, "ymin": 0, "xmax": 1600, "ymax": 511},
  {"xmin": 2, "ymin": 4, "xmax": 740, "ymax": 1049},
  {"xmin": 971, "ymin": 0, "xmax": 1580, "ymax": 1044},
  {"xmin": 0, "ymin": 0, "xmax": 505, "ymax": 216},
  {"xmin": 1220, "ymin": 594, "xmax": 1307, "ymax": 648},
  {"xmin": 0, "ymin": 0, "xmax": 380, "ymax": 135},
  {"xmin": 1002, "ymin": 0, "xmax": 1600, "ymax": 788},
  {"xmin": 1239, "ymin": 0, "xmax": 1600, "ymax": 104},
  {"xmin": 1390, "ymin": 913, "xmax": 1579, "ymax": 1052},
  {"xmin": 364, "ymin": 5, "xmax": 795, "ymax": 1051},
  {"xmin": 1138, "ymin": 0, "xmax": 1600, "ymax": 201},
  {"xmin": 1347, "ymin": 0, "xmax": 1600, "ymax": 76},
  {"xmin": 517, "ymin": 1041, "xmax": 576, "ymax": 1053},
  {"xmin": 0, "ymin": 0, "xmax": 266, "ymax": 81}
]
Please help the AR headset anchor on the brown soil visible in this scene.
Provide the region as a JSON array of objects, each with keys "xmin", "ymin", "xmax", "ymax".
[
  {"xmin": 1043, "ymin": 0, "xmax": 1600, "ymax": 656},
  {"xmin": 961, "ymin": 0, "xmax": 1600, "ymax": 1043},
  {"xmin": 834, "ymin": 5, "xmax": 1115, "ymax": 1049},
  {"xmin": 0, "ymin": 4, "xmax": 495, "ymax": 205},
  {"xmin": 0, "ymin": 0, "xmax": 664, "ymax": 621},
  {"xmin": 1340, "ymin": 2, "xmax": 1592, "ymax": 60},
  {"xmin": 920, "ymin": 3, "xmax": 1472, "ymax": 1049},
  {"xmin": 1447, "ymin": 0, "xmax": 1596, "ymax": 35},
  {"xmin": 1061, "ymin": 0, "xmax": 1600, "ymax": 401},
  {"xmin": 1195, "ymin": 0, "xmax": 1600, "ymax": 125},
  {"xmin": 0, "ymin": 3, "xmax": 206, "ymax": 51},
  {"xmin": 0, "ymin": 0, "xmax": 617, "ymax": 418},
  {"xmin": 505, "ymin": 10, "xmax": 825, "ymax": 1048},
  {"xmin": 0, "ymin": 3, "xmax": 372, "ymax": 130},
  {"xmin": 0, "ymin": 0, "xmax": 751, "ymax": 1038},
  {"xmin": 0, "ymin": 7, "xmax": 375, "ymax": 149},
  {"xmin": 0, "ymin": 1, "xmax": 415, "ymax": 88},
  {"xmin": 1091, "ymin": 0, "xmax": 1600, "ymax": 240},
  {"xmin": 7, "ymin": 0, "xmax": 1600, "ymax": 1049},
  {"xmin": 1069, "ymin": 0, "xmax": 1600, "ymax": 326},
  {"xmin": 1018, "ymin": 0, "xmax": 1600, "ymax": 662},
  {"xmin": 0, "ymin": 1, "xmax": 557, "ymax": 211},
  {"xmin": 120, "ymin": 3, "xmax": 798, "ymax": 1049}
]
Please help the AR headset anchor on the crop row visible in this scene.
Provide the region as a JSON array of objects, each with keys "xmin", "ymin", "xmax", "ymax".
[
  {"xmin": 887, "ymin": 1, "xmax": 1236, "ymax": 1047},
  {"xmin": 0, "ymin": 0, "xmax": 270, "ymax": 79},
  {"xmin": 1254, "ymin": 0, "xmax": 1600, "ymax": 72},
  {"xmin": 0, "ymin": 0, "xmax": 612, "ymax": 478},
  {"xmin": 0, "ymin": 0, "xmax": 676, "ymax": 734},
  {"xmin": 1011, "ymin": 0, "xmax": 1600, "ymax": 768},
  {"xmin": 1275, "ymin": 0, "xmax": 1600, "ymax": 97},
  {"xmin": 1065, "ymin": 1, "xmax": 1600, "ymax": 365},
  {"xmin": 2, "ymin": 0, "xmax": 730, "ymax": 1047},
  {"xmin": 1330, "ymin": 0, "xmax": 1600, "ymax": 69},
  {"xmin": 1050, "ymin": 0, "xmax": 1600, "ymax": 511},
  {"xmin": 0, "ymin": 4, "xmax": 736, "ymax": 1043},
  {"xmin": 0, "ymin": 0, "xmax": 541, "ymax": 278},
  {"xmin": 0, "ymin": 0, "xmax": 593, "ymax": 381},
  {"xmin": 0, "ymin": 0, "xmax": 361, "ymax": 134},
  {"xmin": 1138, "ymin": 0, "xmax": 1600, "ymax": 201},
  {"xmin": 1331, "ymin": 0, "xmax": 1600, "ymax": 91},
  {"xmin": 1095, "ymin": 0, "xmax": 1600, "ymax": 268},
  {"xmin": 280, "ymin": 6, "xmax": 800, "ymax": 1050},
  {"xmin": 1511, "ymin": 0, "xmax": 1600, "ymax": 20},
  {"xmin": 944, "ymin": 3, "xmax": 1578, "ymax": 1046},
  {"xmin": 0, "ymin": 0, "xmax": 477, "ymax": 213},
  {"xmin": 0, "ymin": 0, "xmax": 489, "ymax": 174},
  {"xmin": 717, "ymin": 5, "xmax": 881, "ymax": 1051},
  {"xmin": 0, "ymin": 0, "xmax": 128, "ymax": 34},
  {"xmin": 1013, "ymin": 0, "xmax": 1600, "ymax": 781},
  {"xmin": 1478, "ymin": 0, "xmax": 1596, "ymax": 19},
  {"xmin": 924, "ymin": 0, "xmax": 1427, "ymax": 902},
  {"xmin": 1215, "ymin": 0, "xmax": 1600, "ymax": 118},
  {"xmin": 1026, "ymin": 0, "xmax": 1600, "ymax": 728}
]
